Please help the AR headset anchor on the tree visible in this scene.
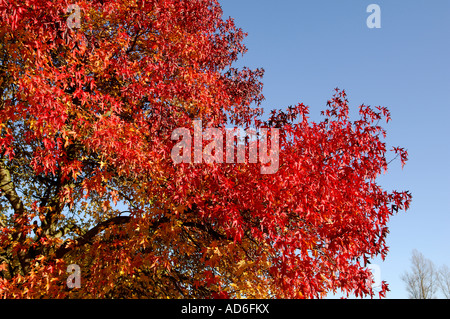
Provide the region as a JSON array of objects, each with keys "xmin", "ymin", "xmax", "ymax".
[
  {"xmin": 402, "ymin": 250, "xmax": 438, "ymax": 299},
  {"xmin": 402, "ymin": 250, "xmax": 450, "ymax": 299},
  {"xmin": 437, "ymin": 265, "xmax": 450, "ymax": 299},
  {"xmin": 0, "ymin": 0, "xmax": 411, "ymax": 298}
]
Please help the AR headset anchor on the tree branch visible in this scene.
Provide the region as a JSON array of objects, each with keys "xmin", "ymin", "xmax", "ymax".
[
  {"xmin": 0, "ymin": 162, "xmax": 24, "ymax": 216},
  {"xmin": 54, "ymin": 216, "xmax": 131, "ymax": 259},
  {"xmin": 0, "ymin": 161, "xmax": 29, "ymax": 274},
  {"xmin": 182, "ymin": 221, "xmax": 228, "ymax": 241}
]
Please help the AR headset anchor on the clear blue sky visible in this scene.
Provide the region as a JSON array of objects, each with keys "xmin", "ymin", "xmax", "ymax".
[{"xmin": 220, "ymin": 0, "xmax": 450, "ymax": 298}]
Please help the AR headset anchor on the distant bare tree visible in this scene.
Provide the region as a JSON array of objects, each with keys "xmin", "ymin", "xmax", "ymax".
[
  {"xmin": 401, "ymin": 250, "xmax": 438, "ymax": 299},
  {"xmin": 437, "ymin": 265, "xmax": 450, "ymax": 299}
]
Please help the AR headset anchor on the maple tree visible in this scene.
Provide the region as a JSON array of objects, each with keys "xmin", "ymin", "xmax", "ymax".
[{"xmin": 0, "ymin": 0, "xmax": 411, "ymax": 298}]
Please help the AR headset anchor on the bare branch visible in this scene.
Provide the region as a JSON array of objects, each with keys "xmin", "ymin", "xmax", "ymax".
[{"xmin": 401, "ymin": 250, "xmax": 438, "ymax": 299}]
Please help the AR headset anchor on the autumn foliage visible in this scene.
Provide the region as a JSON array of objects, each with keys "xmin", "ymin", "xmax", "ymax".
[{"xmin": 0, "ymin": 0, "xmax": 411, "ymax": 298}]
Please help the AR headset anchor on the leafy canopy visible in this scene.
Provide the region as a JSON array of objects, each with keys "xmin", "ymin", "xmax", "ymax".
[{"xmin": 0, "ymin": 0, "xmax": 411, "ymax": 298}]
